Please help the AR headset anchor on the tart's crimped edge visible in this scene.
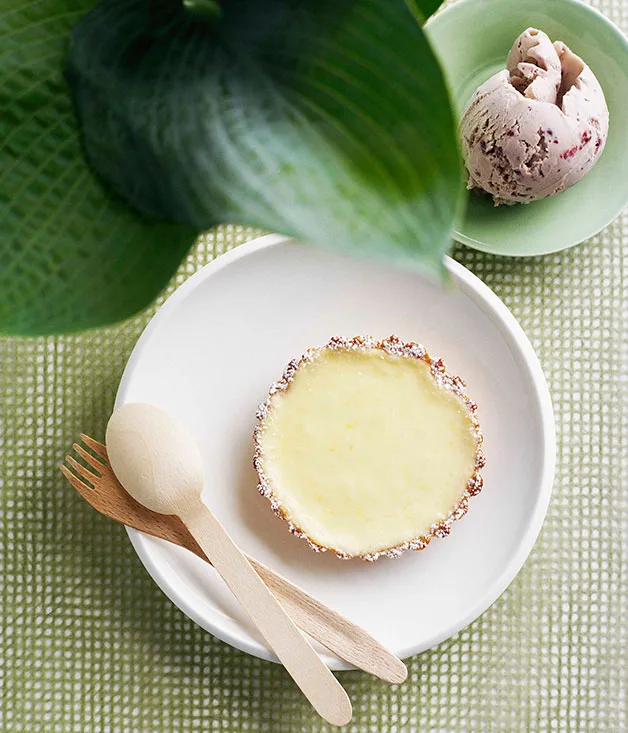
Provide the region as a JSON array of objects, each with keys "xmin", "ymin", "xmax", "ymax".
[{"xmin": 253, "ymin": 335, "xmax": 485, "ymax": 562}]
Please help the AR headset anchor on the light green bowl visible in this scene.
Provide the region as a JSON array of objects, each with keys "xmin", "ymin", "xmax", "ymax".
[{"xmin": 426, "ymin": 0, "xmax": 628, "ymax": 256}]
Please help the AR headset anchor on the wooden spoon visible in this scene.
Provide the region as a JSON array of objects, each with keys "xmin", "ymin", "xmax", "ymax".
[{"xmin": 106, "ymin": 403, "xmax": 352, "ymax": 727}]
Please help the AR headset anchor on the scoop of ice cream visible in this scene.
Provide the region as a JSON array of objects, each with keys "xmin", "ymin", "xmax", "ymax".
[{"xmin": 459, "ymin": 28, "xmax": 609, "ymax": 205}]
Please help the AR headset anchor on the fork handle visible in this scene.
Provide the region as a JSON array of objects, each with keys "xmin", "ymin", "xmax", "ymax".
[
  {"xmin": 179, "ymin": 499, "xmax": 352, "ymax": 727},
  {"xmin": 244, "ymin": 555, "xmax": 406, "ymax": 684}
]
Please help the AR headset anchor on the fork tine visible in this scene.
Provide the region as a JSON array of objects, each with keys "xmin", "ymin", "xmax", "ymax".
[
  {"xmin": 59, "ymin": 463, "xmax": 94, "ymax": 498},
  {"xmin": 73, "ymin": 443, "xmax": 104, "ymax": 474},
  {"xmin": 64, "ymin": 455, "xmax": 99, "ymax": 486},
  {"xmin": 80, "ymin": 434, "xmax": 108, "ymax": 459}
]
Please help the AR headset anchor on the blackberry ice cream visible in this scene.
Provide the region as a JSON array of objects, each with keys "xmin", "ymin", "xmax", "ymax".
[{"xmin": 460, "ymin": 28, "xmax": 609, "ymax": 205}]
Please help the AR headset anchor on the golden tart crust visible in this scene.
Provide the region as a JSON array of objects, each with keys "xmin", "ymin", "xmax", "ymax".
[{"xmin": 253, "ymin": 335, "xmax": 485, "ymax": 562}]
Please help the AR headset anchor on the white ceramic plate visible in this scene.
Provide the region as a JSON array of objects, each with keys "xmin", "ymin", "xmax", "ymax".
[{"xmin": 117, "ymin": 234, "xmax": 555, "ymax": 668}]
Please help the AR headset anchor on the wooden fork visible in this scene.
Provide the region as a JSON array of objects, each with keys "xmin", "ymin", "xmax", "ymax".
[{"xmin": 60, "ymin": 435, "xmax": 407, "ymax": 684}]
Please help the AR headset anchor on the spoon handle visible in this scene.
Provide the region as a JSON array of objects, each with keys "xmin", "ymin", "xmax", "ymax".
[{"xmin": 179, "ymin": 500, "xmax": 352, "ymax": 728}]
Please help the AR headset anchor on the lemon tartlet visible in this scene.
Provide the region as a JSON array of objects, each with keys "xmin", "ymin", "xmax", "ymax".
[{"xmin": 253, "ymin": 336, "xmax": 485, "ymax": 561}]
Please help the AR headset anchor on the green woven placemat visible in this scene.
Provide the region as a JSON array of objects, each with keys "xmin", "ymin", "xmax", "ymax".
[{"xmin": 2, "ymin": 10, "xmax": 627, "ymax": 733}]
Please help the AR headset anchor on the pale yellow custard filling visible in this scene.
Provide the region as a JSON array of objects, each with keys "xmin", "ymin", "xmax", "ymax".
[{"xmin": 255, "ymin": 341, "xmax": 481, "ymax": 559}]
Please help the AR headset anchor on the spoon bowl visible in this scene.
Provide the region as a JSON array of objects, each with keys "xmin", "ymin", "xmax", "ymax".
[{"xmin": 106, "ymin": 402, "xmax": 205, "ymax": 515}]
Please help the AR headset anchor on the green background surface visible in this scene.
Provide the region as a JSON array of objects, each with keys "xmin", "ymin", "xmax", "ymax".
[{"xmin": 1, "ymin": 2, "xmax": 627, "ymax": 730}]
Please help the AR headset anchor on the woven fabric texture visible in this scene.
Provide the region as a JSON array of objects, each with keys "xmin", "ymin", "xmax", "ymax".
[{"xmin": 1, "ymin": 4, "xmax": 627, "ymax": 732}]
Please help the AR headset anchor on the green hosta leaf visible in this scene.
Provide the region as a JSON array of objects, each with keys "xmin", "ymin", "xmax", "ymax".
[
  {"xmin": 2, "ymin": 0, "xmax": 459, "ymax": 335},
  {"xmin": 0, "ymin": 1, "xmax": 199, "ymax": 335},
  {"xmin": 68, "ymin": 0, "xmax": 462, "ymax": 274},
  {"xmin": 407, "ymin": 0, "xmax": 447, "ymax": 21}
]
